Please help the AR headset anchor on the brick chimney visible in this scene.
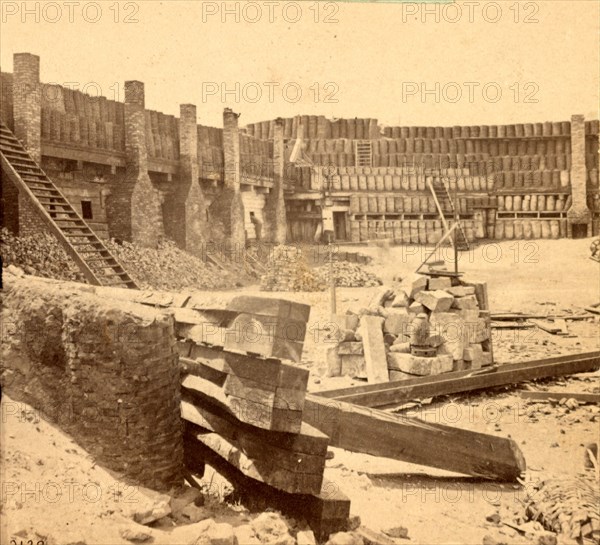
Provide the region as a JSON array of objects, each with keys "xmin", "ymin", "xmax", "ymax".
[
  {"xmin": 263, "ymin": 118, "xmax": 287, "ymax": 244},
  {"xmin": 567, "ymin": 115, "xmax": 592, "ymax": 237},
  {"xmin": 207, "ymin": 108, "xmax": 246, "ymax": 255},
  {"xmin": 106, "ymin": 81, "xmax": 163, "ymax": 246},
  {"xmin": 163, "ymin": 103, "xmax": 206, "ymax": 256},
  {"xmin": 13, "ymin": 53, "xmax": 41, "ymax": 162}
]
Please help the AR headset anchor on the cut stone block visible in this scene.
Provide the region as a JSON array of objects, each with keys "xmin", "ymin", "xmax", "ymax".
[
  {"xmin": 326, "ymin": 346, "xmax": 342, "ymax": 377},
  {"xmin": 415, "ymin": 290, "xmax": 454, "ymax": 313},
  {"xmin": 383, "ymin": 313, "xmax": 412, "ymax": 338},
  {"xmin": 465, "ymin": 318, "xmax": 490, "ymax": 344},
  {"xmin": 359, "ymin": 315, "xmax": 389, "ymax": 383},
  {"xmin": 409, "ymin": 276, "xmax": 428, "ymax": 299},
  {"xmin": 463, "ymin": 344, "xmax": 484, "ymax": 369},
  {"xmin": 408, "ymin": 302, "xmax": 425, "ymax": 315},
  {"xmin": 462, "ymin": 280, "xmax": 489, "ymax": 310},
  {"xmin": 389, "ymin": 341, "xmax": 410, "ymax": 353},
  {"xmin": 387, "ymin": 353, "xmax": 453, "ymax": 376},
  {"xmin": 430, "ymin": 312, "xmax": 465, "ymax": 361},
  {"xmin": 341, "ymin": 355, "xmax": 366, "ymax": 377},
  {"xmin": 389, "ymin": 370, "xmax": 415, "ymax": 381},
  {"xmin": 391, "ymin": 289, "xmax": 410, "ymax": 308},
  {"xmin": 451, "ymin": 308, "xmax": 480, "ymax": 323},
  {"xmin": 344, "ymin": 313, "xmax": 360, "ymax": 331},
  {"xmin": 338, "ymin": 342, "xmax": 364, "ymax": 355},
  {"xmin": 447, "ymin": 286, "xmax": 476, "ymax": 297},
  {"xmin": 428, "ymin": 277, "xmax": 452, "ymax": 290},
  {"xmin": 451, "ymin": 295, "xmax": 479, "ymax": 310}
]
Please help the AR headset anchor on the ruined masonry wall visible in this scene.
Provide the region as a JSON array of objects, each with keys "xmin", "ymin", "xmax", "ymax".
[{"xmin": 0, "ymin": 274, "xmax": 183, "ymax": 491}]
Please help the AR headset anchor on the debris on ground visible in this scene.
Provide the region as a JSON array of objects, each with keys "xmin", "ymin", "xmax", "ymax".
[
  {"xmin": 522, "ymin": 478, "xmax": 600, "ymax": 544},
  {"xmin": 260, "ymin": 246, "xmax": 382, "ymax": 291},
  {"xmin": 0, "ymin": 228, "xmax": 243, "ymax": 290}
]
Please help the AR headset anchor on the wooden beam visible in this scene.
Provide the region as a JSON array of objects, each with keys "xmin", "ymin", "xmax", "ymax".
[
  {"xmin": 315, "ymin": 351, "xmax": 600, "ymax": 409},
  {"xmin": 303, "ymin": 394, "xmax": 526, "ymax": 481},
  {"xmin": 183, "ymin": 431, "xmax": 350, "ymax": 542}
]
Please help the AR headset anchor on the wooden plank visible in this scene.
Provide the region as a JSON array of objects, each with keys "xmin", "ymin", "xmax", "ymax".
[
  {"xmin": 181, "ymin": 400, "xmax": 326, "ymax": 475},
  {"xmin": 183, "ymin": 432, "xmax": 349, "ymax": 541},
  {"xmin": 226, "ymin": 295, "xmax": 311, "ymax": 323},
  {"xmin": 530, "ymin": 319, "xmax": 563, "ymax": 334},
  {"xmin": 316, "ymin": 351, "xmax": 600, "ymax": 409},
  {"xmin": 519, "ymin": 391, "xmax": 600, "ymax": 404},
  {"xmin": 182, "ymin": 373, "xmax": 303, "ymax": 433},
  {"xmin": 303, "ymin": 394, "xmax": 526, "ymax": 481},
  {"xmin": 179, "ymin": 348, "xmax": 308, "ymax": 414},
  {"xmin": 183, "ymin": 343, "xmax": 309, "ymax": 394},
  {"xmin": 360, "ymin": 315, "xmax": 389, "ymax": 383},
  {"xmin": 186, "ymin": 430, "xmax": 322, "ymax": 494},
  {"xmin": 491, "ymin": 321, "xmax": 534, "ymax": 329}
]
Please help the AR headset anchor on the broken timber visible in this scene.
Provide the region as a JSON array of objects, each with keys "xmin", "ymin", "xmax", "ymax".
[
  {"xmin": 303, "ymin": 394, "xmax": 526, "ymax": 482},
  {"xmin": 315, "ymin": 351, "xmax": 600, "ymax": 410}
]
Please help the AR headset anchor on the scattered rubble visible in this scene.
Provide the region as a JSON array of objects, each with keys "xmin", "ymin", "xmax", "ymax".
[
  {"xmin": 315, "ymin": 261, "xmax": 383, "ymax": 288},
  {"xmin": 522, "ymin": 478, "xmax": 600, "ymax": 543},
  {"xmin": 260, "ymin": 246, "xmax": 382, "ymax": 291},
  {"xmin": 0, "ymin": 228, "xmax": 243, "ymax": 290}
]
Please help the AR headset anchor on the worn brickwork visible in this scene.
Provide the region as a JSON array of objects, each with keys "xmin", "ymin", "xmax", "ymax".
[
  {"xmin": 106, "ymin": 81, "xmax": 163, "ymax": 246},
  {"xmin": 163, "ymin": 104, "xmax": 206, "ymax": 256},
  {"xmin": 1, "ymin": 275, "xmax": 183, "ymax": 491},
  {"xmin": 208, "ymin": 109, "xmax": 246, "ymax": 251},
  {"xmin": 567, "ymin": 115, "xmax": 592, "ymax": 234},
  {"xmin": 13, "ymin": 53, "xmax": 41, "ymax": 162},
  {"xmin": 263, "ymin": 118, "xmax": 287, "ymax": 244}
]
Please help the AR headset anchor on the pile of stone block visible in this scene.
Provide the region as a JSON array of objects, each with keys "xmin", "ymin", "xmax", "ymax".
[{"xmin": 327, "ymin": 274, "xmax": 493, "ymax": 382}]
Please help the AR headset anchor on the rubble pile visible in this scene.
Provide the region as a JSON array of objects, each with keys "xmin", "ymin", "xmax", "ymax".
[
  {"xmin": 260, "ymin": 245, "xmax": 326, "ymax": 292},
  {"xmin": 261, "ymin": 246, "xmax": 382, "ymax": 291},
  {"xmin": 1, "ymin": 228, "xmax": 84, "ymax": 282},
  {"xmin": 103, "ymin": 239, "xmax": 239, "ymax": 290},
  {"xmin": 327, "ymin": 274, "xmax": 493, "ymax": 381},
  {"xmin": 0, "ymin": 229, "xmax": 240, "ymax": 290},
  {"xmin": 523, "ymin": 478, "xmax": 600, "ymax": 543},
  {"xmin": 316, "ymin": 261, "xmax": 383, "ymax": 288}
]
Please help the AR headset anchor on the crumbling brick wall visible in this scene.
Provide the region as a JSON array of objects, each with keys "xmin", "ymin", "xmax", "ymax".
[{"xmin": 0, "ymin": 274, "xmax": 183, "ymax": 491}]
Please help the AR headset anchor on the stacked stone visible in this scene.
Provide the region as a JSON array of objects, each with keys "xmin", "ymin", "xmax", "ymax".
[{"xmin": 328, "ymin": 275, "xmax": 493, "ymax": 381}]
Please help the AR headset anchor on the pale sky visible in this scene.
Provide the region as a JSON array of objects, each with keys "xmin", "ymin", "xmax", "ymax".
[{"xmin": 1, "ymin": 0, "xmax": 599, "ymax": 128}]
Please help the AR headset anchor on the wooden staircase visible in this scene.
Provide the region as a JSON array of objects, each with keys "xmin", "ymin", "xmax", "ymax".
[
  {"xmin": 428, "ymin": 175, "xmax": 470, "ymax": 251},
  {"xmin": 0, "ymin": 121, "xmax": 138, "ymax": 288}
]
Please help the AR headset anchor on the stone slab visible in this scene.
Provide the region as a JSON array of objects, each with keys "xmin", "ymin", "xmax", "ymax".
[
  {"xmin": 359, "ymin": 315, "xmax": 389, "ymax": 383},
  {"xmin": 415, "ymin": 290, "xmax": 454, "ymax": 313},
  {"xmin": 451, "ymin": 295, "xmax": 479, "ymax": 310}
]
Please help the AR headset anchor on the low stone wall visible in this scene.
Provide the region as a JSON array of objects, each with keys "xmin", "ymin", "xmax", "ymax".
[{"xmin": 0, "ymin": 272, "xmax": 183, "ymax": 491}]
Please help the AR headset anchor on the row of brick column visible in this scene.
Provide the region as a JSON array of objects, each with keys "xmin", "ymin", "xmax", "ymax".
[{"xmin": 6, "ymin": 52, "xmax": 288, "ymax": 254}]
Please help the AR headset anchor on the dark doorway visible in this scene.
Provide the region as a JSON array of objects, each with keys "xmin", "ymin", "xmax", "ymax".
[
  {"xmin": 81, "ymin": 200, "xmax": 93, "ymax": 220},
  {"xmin": 571, "ymin": 224, "xmax": 589, "ymax": 239},
  {"xmin": 333, "ymin": 212, "xmax": 347, "ymax": 241}
]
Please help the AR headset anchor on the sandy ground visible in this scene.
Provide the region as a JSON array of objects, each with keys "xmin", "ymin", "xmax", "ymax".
[{"xmin": 1, "ymin": 238, "xmax": 599, "ymax": 545}]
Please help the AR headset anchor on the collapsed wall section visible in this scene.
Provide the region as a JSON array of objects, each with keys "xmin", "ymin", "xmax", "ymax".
[{"xmin": 0, "ymin": 274, "xmax": 183, "ymax": 491}]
